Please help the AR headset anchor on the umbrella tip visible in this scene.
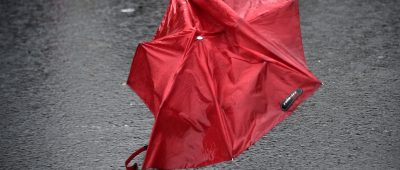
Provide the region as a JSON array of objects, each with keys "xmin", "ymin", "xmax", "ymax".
[{"xmin": 196, "ymin": 36, "xmax": 204, "ymax": 40}]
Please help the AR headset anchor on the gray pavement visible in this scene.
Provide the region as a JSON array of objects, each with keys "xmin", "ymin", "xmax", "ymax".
[{"xmin": 0, "ymin": 0, "xmax": 399, "ymax": 169}]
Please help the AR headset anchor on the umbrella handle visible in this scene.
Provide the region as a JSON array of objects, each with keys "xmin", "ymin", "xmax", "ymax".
[{"xmin": 125, "ymin": 145, "xmax": 148, "ymax": 170}]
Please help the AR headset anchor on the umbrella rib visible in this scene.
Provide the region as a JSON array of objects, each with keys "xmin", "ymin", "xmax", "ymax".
[
  {"xmin": 197, "ymin": 41, "xmax": 234, "ymax": 159},
  {"xmin": 154, "ymin": 30, "xmax": 197, "ymax": 117}
]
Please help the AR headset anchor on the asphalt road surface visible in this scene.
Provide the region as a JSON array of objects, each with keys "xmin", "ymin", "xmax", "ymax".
[{"xmin": 1, "ymin": 0, "xmax": 399, "ymax": 169}]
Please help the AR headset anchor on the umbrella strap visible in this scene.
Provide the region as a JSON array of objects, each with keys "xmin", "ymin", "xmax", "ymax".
[{"xmin": 125, "ymin": 145, "xmax": 148, "ymax": 170}]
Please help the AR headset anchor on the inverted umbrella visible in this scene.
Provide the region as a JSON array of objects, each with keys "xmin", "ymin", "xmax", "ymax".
[{"xmin": 126, "ymin": 0, "xmax": 321, "ymax": 169}]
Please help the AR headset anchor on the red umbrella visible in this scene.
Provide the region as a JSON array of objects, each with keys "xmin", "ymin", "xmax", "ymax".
[{"xmin": 126, "ymin": 0, "xmax": 321, "ymax": 169}]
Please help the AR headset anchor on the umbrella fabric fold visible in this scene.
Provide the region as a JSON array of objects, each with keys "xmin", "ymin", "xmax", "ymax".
[{"xmin": 127, "ymin": 0, "xmax": 321, "ymax": 169}]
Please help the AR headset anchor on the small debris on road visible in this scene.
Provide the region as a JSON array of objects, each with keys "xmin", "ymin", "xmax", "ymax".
[{"xmin": 121, "ymin": 8, "xmax": 135, "ymax": 13}]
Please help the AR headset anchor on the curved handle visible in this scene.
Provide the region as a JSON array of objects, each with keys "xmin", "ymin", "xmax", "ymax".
[{"xmin": 125, "ymin": 145, "xmax": 148, "ymax": 170}]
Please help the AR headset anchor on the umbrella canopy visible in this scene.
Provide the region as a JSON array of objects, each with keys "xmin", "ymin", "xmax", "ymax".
[{"xmin": 126, "ymin": 0, "xmax": 321, "ymax": 169}]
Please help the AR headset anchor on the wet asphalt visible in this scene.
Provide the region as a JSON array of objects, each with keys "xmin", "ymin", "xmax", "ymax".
[{"xmin": 0, "ymin": 0, "xmax": 399, "ymax": 169}]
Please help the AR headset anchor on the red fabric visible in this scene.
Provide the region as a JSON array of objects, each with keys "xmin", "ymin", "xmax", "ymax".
[{"xmin": 127, "ymin": 0, "xmax": 320, "ymax": 169}]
